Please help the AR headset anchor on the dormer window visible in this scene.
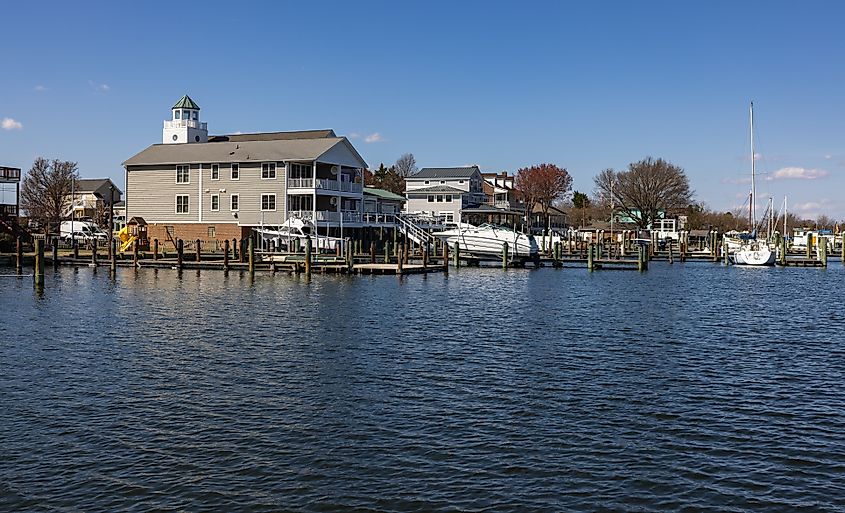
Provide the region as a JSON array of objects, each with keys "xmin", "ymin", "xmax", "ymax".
[
  {"xmin": 192, "ymin": 111, "xmax": 198, "ymax": 120},
  {"xmin": 174, "ymin": 110, "xmax": 181, "ymax": 119}
]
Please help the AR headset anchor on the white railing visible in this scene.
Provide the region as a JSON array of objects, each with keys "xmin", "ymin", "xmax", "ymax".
[
  {"xmin": 288, "ymin": 210, "xmax": 313, "ymax": 220},
  {"xmin": 361, "ymin": 213, "xmax": 397, "ymax": 225},
  {"xmin": 315, "ymin": 211, "xmax": 340, "ymax": 222},
  {"xmin": 287, "ymin": 178, "xmax": 314, "ymax": 188},
  {"xmin": 314, "ymin": 179, "xmax": 363, "ymax": 193},
  {"xmin": 163, "ymin": 120, "xmax": 207, "ymax": 130}
]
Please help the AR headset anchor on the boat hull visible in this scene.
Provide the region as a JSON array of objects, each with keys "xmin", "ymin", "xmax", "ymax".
[
  {"xmin": 434, "ymin": 227, "xmax": 538, "ymax": 259},
  {"xmin": 731, "ymin": 247, "xmax": 776, "ymax": 266}
]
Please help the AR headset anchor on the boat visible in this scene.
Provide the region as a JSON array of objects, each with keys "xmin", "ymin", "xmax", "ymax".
[
  {"xmin": 254, "ymin": 217, "xmax": 343, "ymax": 252},
  {"xmin": 433, "ymin": 223, "xmax": 539, "ymax": 260},
  {"xmin": 731, "ymin": 102, "xmax": 776, "ymax": 266}
]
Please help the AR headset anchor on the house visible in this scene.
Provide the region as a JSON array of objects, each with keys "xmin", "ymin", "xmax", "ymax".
[
  {"xmin": 404, "ymin": 166, "xmax": 485, "ymax": 223},
  {"xmin": 123, "ymin": 95, "xmax": 368, "ymax": 244},
  {"xmin": 68, "ymin": 178, "xmax": 122, "ymax": 220},
  {"xmin": 0, "ymin": 166, "xmax": 21, "ymax": 219},
  {"xmin": 363, "ymin": 187, "xmax": 405, "ymax": 221},
  {"xmin": 481, "ymin": 172, "xmax": 522, "ymax": 210}
]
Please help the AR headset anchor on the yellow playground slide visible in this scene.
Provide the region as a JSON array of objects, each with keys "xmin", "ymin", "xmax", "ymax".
[{"xmin": 118, "ymin": 226, "xmax": 137, "ymax": 252}]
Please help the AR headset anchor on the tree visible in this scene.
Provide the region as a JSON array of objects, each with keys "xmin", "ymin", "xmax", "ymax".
[
  {"xmin": 515, "ymin": 163, "xmax": 573, "ymax": 226},
  {"xmin": 394, "ymin": 153, "xmax": 417, "ymax": 178},
  {"xmin": 365, "ymin": 163, "xmax": 405, "ymax": 196},
  {"xmin": 572, "ymin": 190, "xmax": 591, "ymax": 228},
  {"xmin": 20, "ymin": 157, "xmax": 79, "ymax": 234},
  {"xmin": 593, "ymin": 157, "xmax": 692, "ymax": 230}
]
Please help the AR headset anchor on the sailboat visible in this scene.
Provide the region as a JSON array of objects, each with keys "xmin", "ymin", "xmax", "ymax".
[{"xmin": 731, "ymin": 102, "xmax": 776, "ymax": 266}]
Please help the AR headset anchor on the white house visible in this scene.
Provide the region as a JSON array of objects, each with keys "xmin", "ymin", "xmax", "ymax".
[{"xmin": 404, "ymin": 166, "xmax": 485, "ymax": 223}]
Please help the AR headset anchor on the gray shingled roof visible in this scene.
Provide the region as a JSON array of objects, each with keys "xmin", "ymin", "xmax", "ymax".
[
  {"xmin": 405, "ymin": 185, "xmax": 466, "ymax": 194},
  {"xmin": 412, "ymin": 166, "xmax": 480, "ymax": 179},
  {"xmin": 124, "ymin": 137, "xmax": 366, "ymax": 167},
  {"xmin": 207, "ymin": 129, "xmax": 336, "ymax": 143},
  {"xmin": 75, "ymin": 178, "xmax": 123, "ymax": 195}
]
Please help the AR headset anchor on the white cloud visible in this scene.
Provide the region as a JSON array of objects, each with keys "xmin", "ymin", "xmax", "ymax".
[
  {"xmin": 824, "ymin": 154, "xmax": 833, "ymax": 160},
  {"xmin": 766, "ymin": 167, "xmax": 829, "ymax": 181},
  {"xmin": 791, "ymin": 201, "xmax": 822, "ymax": 212},
  {"xmin": 721, "ymin": 177, "xmax": 751, "ymax": 185},
  {"xmin": 89, "ymin": 80, "xmax": 110, "ymax": 93},
  {"xmin": 364, "ymin": 132, "xmax": 383, "ymax": 143},
  {"xmin": 348, "ymin": 132, "xmax": 360, "ymax": 139},
  {"xmin": 34, "ymin": 85, "xmax": 47, "ymax": 92},
  {"xmin": 1, "ymin": 118, "xmax": 22, "ymax": 130}
]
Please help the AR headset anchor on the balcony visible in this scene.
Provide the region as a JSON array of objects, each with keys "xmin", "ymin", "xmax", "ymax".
[
  {"xmin": 0, "ymin": 166, "xmax": 21, "ymax": 183},
  {"xmin": 0, "ymin": 204, "xmax": 18, "ymax": 217},
  {"xmin": 287, "ymin": 178, "xmax": 363, "ymax": 194},
  {"xmin": 163, "ymin": 120, "xmax": 208, "ymax": 130}
]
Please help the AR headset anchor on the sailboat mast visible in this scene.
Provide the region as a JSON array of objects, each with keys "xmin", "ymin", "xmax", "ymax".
[{"xmin": 750, "ymin": 101, "xmax": 756, "ymax": 231}]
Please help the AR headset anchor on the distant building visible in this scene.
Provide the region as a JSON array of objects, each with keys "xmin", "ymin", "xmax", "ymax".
[
  {"xmin": 0, "ymin": 166, "xmax": 21, "ymax": 220},
  {"xmin": 68, "ymin": 178, "xmax": 122, "ymax": 220},
  {"xmin": 404, "ymin": 166, "xmax": 485, "ymax": 223},
  {"xmin": 123, "ymin": 95, "xmax": 370, "ymax": 244}
]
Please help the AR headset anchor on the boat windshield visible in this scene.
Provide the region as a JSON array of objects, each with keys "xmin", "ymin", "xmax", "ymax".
[
  {"xmin": 300, "ymin": 226, "xmax": 311, "ymax": 235},
  {"xmin": 477, "ymin": 223, "xmax": 515, "ymax": 232}
]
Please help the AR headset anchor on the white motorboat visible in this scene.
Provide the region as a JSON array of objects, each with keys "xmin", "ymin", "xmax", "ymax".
[
  {"xmin": 732, "ymin": 102, "xmax": 775, "ymax": 267},
  {"xmin": 433, "ymin": 223, "xmax": 539, "ymax": 260},
  {"xmin": 255, "ymin": 217, "xmax": 343, "ymax": 251}
]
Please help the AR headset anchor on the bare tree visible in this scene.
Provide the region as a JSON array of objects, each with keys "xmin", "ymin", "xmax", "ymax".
[
  {"xmin": 20, "ymin": 157, "xmax": 79, "ymax": 234},
  {"xmin": 515, "ymin": 163, "xmax": 573, "ymax": 227},
  {"xmin": 394, "ymin": 153, "xmax": 417, "ymax": 178},
  {"xmin": 593, "ymin": 157, "xmax": 692, "ymax": 230}
]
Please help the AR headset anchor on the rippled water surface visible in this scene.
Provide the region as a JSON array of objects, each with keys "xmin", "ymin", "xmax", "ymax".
[{"xmin": 2, "ymin": 263, "xmax": 845, "ymax": 512}]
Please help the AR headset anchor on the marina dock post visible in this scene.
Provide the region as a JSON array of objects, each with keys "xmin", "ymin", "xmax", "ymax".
[
  {"xmin": 346, "ymin": 240, "xmax": 354, "ymax": 272},
  {"xmin": 668, "ymin": 241, "xmax": 674, "ymax": 264},
  {"xmin": 820, "ymin": 238, "xmax": 828, "ymax": 267},
  {"xmin": 153, "ymin": 239, "xmax": 159, "ymax": 260},
  {"xmin": 16, "ymin": 236, "xmax": 22, "ymax": 274},
  {"xmin": 384, "ymin": 242, "xmax": 390, "ymax": 264},
  {"xmin": 723, "ymin": 240, "xmax": 729, "ymax": 265},
  {"xmin": 223, "ymin": 239, "xmax": 230, "ymax": 271},
  {"xmin": 196, "ymin": 239, "xmax": 201, "ymax": 262},
  {"xmin": 248, "ymin": 237, "xmax": 255, "ymax": 274},
  {"xmin": 239, "ymin": 239, "xmax": 245, "ymax": 264},
  {"xmin": 587, "ymin": 243, "xmax": 594, "ymax": 271},
  {"xmin": 370, "ymin": 242, "xmax": 376, "ymax": 264},
  {"xmin": 398, "ymin": 246, "xmax": 404, "ymax": 272},
  {"xmin": 133, "ymin": 240, "xmax": 139, "ymax": 267},
  {"xmin": 422, "ymin": 243, "xmax": 428, "ymax": 268},
  {"xmin": 304, "ymin": 238, "xmax": 312, "ymax": 275},
  {"xmin": 177, "ymin": 239, "xmax": 184, "ymax": 269},
  {"xmin": 91, "ymin": 240, "xmax": 98, "ymax": 266},
  {"xmin": 454, "ymin": 242, "xmax": 460, "ymax": 267},
  {"xmin": 72, "ymin": 240, "xmax": 78, "ymax": 259},
  {"xmin": 34, "ymin": 239, "xmax": 44, "ymax": 286},
  {"xmin": 51, "ymin": 237, "xmax": 58, "ymax": 269},
  {"xmin": 806, "ymin": 234, "xmax": 813, "ymax": 260},
  {"xmin": 502, "ymin": 242, "xmax": 509, "ymax": 269},
  {"xmin": 780, "ymin": 235, "xmax": 787, "ymax": 266},
  {"xmin": 442, "ymin": 244, "xmax": 449, "ymax": 273},
  {"xmin": 110, "ymin": 239, "xmax": 117, "ymax": 271}
]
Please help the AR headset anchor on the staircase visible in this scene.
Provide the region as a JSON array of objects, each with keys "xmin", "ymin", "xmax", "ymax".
[{"xmin": 395, "ymin": 213, "xmax": 448, "ymax": 245}]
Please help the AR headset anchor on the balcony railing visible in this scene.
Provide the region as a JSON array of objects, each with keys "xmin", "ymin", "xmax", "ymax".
[
  {"xmin": 163, "ymin": 120, "xmax": 208, "ymax": 130},
  {"xmin": 0, "ymin": 166, "xmax": 21, "ymax": 182},
  {"xmin": 0, "ymin": 204, "xmax": 18, "ymax": 217},
  {"xmin": 288, "ymin": 178, "xmax": 362, "ymax": 193}
]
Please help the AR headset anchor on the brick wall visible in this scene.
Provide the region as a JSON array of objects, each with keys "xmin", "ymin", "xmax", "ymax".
[{"xmin": 145, "ymin": 222, "xmax": 251, "ymax": 249}]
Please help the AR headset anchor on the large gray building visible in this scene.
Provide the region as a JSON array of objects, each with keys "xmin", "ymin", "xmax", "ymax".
[{"xmin": 123, "ymin": 95, "xmax": 369, "ymax": 244}]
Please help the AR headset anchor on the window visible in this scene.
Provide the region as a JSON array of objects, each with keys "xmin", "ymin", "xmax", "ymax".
[
  {"xmin": 427, "ymin": 195, "xmax": 435, "ymax": 203},
  {"xmin": 207, "ymin": 226, "xmax": 216, "ymax": 238},
  {"xmin": 176, "ymin": 195, "xmax": 189, "ymax": 213},
  {"xmin": 445, "ymin": 194, "xmax": 452, "ymax": 202},
  {"xmin": 211, "ymin": 164, "xmax": 219, "ymax": 180},
  {"xmin": 211, "ymin": 194, "xmax": 219, "ymax": 211},
  {"xmin": 174, "ymin": 110, "xmax": 181, "ymax": 119},
  {"xmin": 289, "ymin": 195, "xmax": 312, "ymax": 211},
  {"xmin": 424, "ymin": 180, "xmax": 430, "ymax": 185},
  {"xmin": 459, "ymin": 180, "xmax": 465, "ymax": 184},
  {"xmin": 230, "ymin": 194, "xmax": 239, "ymax": 211},
  {"xmin": 193, "ymin": 111, "xmax": 198, "ymax": 120},
  {"xmin": 261, "ymin": 194, "xmax": 276, "ymax": 211},
  {"xmin": 290, "ymin": 162, "xmax": 312, "ymax": 179},
  {"xmin": 440, "ymin": 180, "xmax": 445, "ymax": 184},
  {"xmin": 176, "ymin": 165, "xmax": 190, "ymax": 184},
  {"xmin": 231, "ymin": 163, "xmax": 239, "ymax": 180},
  {"xmin": 436, "ymin": 195, "xmax": 444, "ymax": 202},
  {"xmin": 261, "ymin": 162, "xmax": 276, "ymax": 179}
]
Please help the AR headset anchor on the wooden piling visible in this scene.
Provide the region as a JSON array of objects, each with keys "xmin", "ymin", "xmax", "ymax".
[
  {"xmin": 177, "ymin": 239, "xmax": 184, "ymax": 269},
  {"xmin": 304, "ymin": 237, "xmax": 312, "ymax": 275},
  {"xmin": 587, "ymin": 243, "xmax": 594, "ymax": 271},
  {"xmin": 346, "ymin": 240, "xmax": 354, "ymax": 272},
  {"xmin": 34, "ymin": 239, "xmax": 44, "ymax": 286},
  {"xmin": 248, "ymin": 237, "xmax": 255, "ymax": 274},
  {"xmin": 668, "ymin": 242, "xmax": 674, "ymax": 264},
  {"xmin": 16, "ymin": 236, "xmax": 23, "ymax": 274},
  {"xmin": 723, "ymin": 240, "xmax": 729, "ymax": 265},
  {"xmin": 397, "ymin": 247, "xmax": 404, "ymax": 273},
  {"xmin": 238, "ymin": 239, "xmax": 245, "ymax": 264},
  {"xmin": 133, "ymin": 240, "xmax": 139, "ymax": 267},
  {"xmin": 110, "ymin": 239, "xmax": 117, "ymax": 271},
  {"xmin": 51, "ymin": 237, "xmax": 58, "ymax": 269},
  {"xmin": 153, "ymin": 239, "xmax": 159, "ymax": 260},
  {"xmin": 223, "ymin": 239, "xmax": 230, "ymax": 270},
  {"xmin": 370, "ymin": 242, "xmax": 376, "ymax": 264},
  {"xmin": 91, "ymin": 240, "xmax": 98, "ymax": 266},
  {"xmin": 820, "ymin": 237, "xmax": 828, "ymax": 267},
  {"xmin": 195, "ymin": 239, "xmax": 201, "ymax": 262},
  {"xmin": 502, "ymin": 242, "xmax": 509, "ymax": 269},
  {"xmin": 443, "ymin": 243, "xmax": 449, "ymax": 273},
  {"xmin": 422, "ymin": 243, "xmax": 428, "ymax": 268},
  {"xmin": 384, "ymin": 242, "xmax": 390, "ymax": 264},
  {"xmin": 806, "ymin": 234, "xmax": 813, "ymax": 260},
  {"xmin": 780, "ymin": 235, "xmax": 787, "ymax": 266},
  {"xmin": 454, "ymin": 242, "xmax": 460, "ymax": 268}
]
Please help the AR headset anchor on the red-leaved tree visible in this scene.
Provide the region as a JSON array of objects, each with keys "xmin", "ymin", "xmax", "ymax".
[{"xmin": 514, "ymin": 163, "xmax": 573, "ymax": 225}]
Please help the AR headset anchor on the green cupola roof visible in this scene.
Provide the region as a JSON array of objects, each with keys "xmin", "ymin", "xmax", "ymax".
[{"xmin": 172, "ymin": 95, "xmax": 200, "ymax": 110}]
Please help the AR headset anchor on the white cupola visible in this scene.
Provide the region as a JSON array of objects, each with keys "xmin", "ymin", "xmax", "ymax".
[{"xmin": 163, "ymin": 94, "xmax": 208, "ymax": 144}]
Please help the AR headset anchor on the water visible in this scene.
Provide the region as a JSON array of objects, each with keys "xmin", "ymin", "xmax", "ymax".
[{"xmin": 2, "ymin": 263, "xmax": 845, "ymax": 512}]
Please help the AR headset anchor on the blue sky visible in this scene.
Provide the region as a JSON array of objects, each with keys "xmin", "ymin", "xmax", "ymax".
[{"xmin": 1, "ymin": 1, "xmax": 844, "ymax": 219}]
